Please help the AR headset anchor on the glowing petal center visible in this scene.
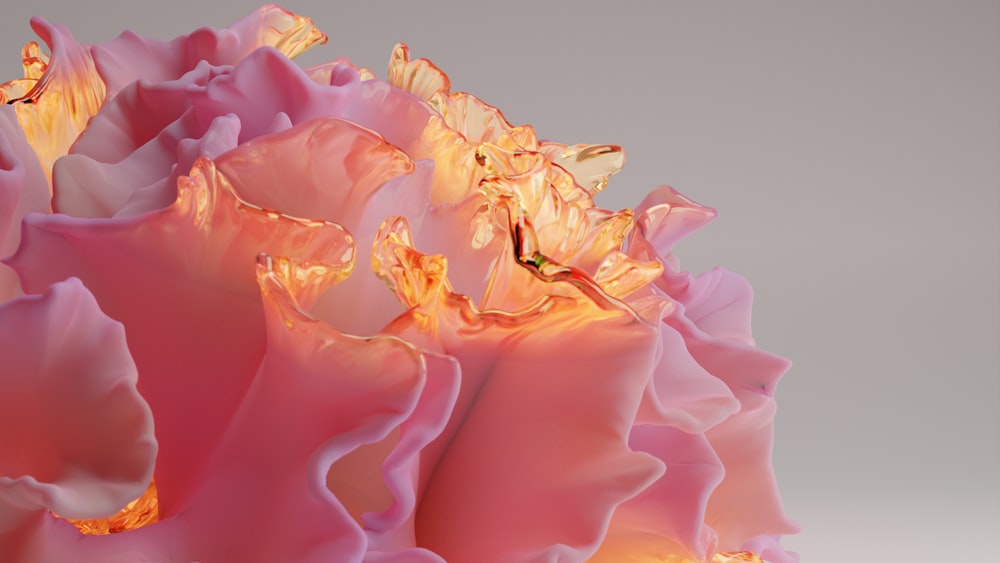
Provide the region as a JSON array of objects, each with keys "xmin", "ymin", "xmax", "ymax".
[
  {"xmin": 56, "ymin": 480, "xmax": 159, "ymax": 535},
  {"xmin": 627, "ymin": 553, "xmax": 765, "ymax": 563}
]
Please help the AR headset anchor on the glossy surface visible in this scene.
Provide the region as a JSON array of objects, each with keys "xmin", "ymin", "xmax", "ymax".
[
  {"xmin": 59, "ymin": 481, "xmax": 159, "ymax": 535},
  {"xmin": 0, "ymin": 5, "xmax": 796, "ymax": 562}
]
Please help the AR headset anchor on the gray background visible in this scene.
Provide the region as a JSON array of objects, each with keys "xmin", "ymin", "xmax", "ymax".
[{"xmin": 2, "ymin": 1, "xmax": 997, "ymax": 561}]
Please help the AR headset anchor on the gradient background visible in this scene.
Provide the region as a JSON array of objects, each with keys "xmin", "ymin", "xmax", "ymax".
[{"xmin": 2, "ymin": 1, "xmax": 997, "ymax": 561}]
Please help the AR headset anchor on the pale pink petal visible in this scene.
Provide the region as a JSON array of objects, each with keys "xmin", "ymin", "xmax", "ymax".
[
  {"xmin": 185, "ymin": 47, "xmax": 432, "ymax": 152},
  {"xmin": 354, "ymin": 351, "xmax": 460, "ymax": 552},
  {"xmin": 0, "ymin": 278, "xmax": 155, "ymax": 521},
  {"xmin": 215, "ymin": 116, "xmax": 415, "ymax": 232},
  {"xmin": 55, "ymin": 108, "xmax": 240, "ymax": 218},
  {"xmin": 627, "ymin": 185, "xmax": 718, "ymax": 302},
  {"xmin": 668, "ymin": 309, "xmax": 789, "ymax": 398},
  {"xmin": 143, "ymin": 255, "xmax": 433, "ymax": 562},
  {"xmin": 681, "ymin": 267, "xmax": 757, "ymax": 345},
  {"xmin": 251, "ymin": 256, "xmax": 463, "ymax": 557},
  {"xmin": 343, "ymin": 80, "xmax": 435, "ymax": 153},
  {"xmin": 311, "ymin": 160, "xmax": 436, "ymax": 335},
  {"xmin": 306, "ymin": 58, "xmax": 376, "ymax": 85},
  {"xmin": 635, "ymin": 185, "xmax": 717, "ymax": 256},
  {"xmin": 364, "ymin": 548, "xmax": 445, "ymax": 563},
  {"xmin": 214, "ymin": 115, "xmax": 434, "ymax": 335},
  {"xmin": 186, "ymin": 48, "xmax": 358, "ymax": 142},
  {"xmin": 69, "ymin": 62, "xmax": 223, "ymax": 164},
  {"xmin": 91, "ymin": 4, "xmax": 326, "ymax": 100},
  {"xmin": 54, "ymin": 61, "xmax": 229, "ymax": 218},
  {"xmin": 0, "ymin": 256, "xmax": 449, "ymax": 562},
  {"xmin": 705, "ymin": 390, "xmax": 799, "ymax": 550},
  {"xmin": 627, "ymin": 182, "xmax": 798, "ymax": 552},
  {"xmin": 740, "ymin": 535, "xmax": 799, "ymax": 563},
  {"xmin": 635, "ymin": 323, "xmax": 740, "ymax": 433},
  {"xmin": 592, "ymin": 427, "xmax": 724, "ymax": 561},
  {"xmin": 375, "ymin": 224, "xmax": 663, "ymax": 562},
  {"xmin": 408, "ymin": 312, "xmax": 664, "ymax": 562},
  {"xmin": 662, "ymin": 315, "xmax": 797, "ymax": 547},
  {"xmin": 6, "ymin": 158, "xmax": 355, "ymax": 513},
  {"xmin": 0, "ymin": 107, "xmax": 49, "ymax": 300},
  {"xmin": 408, "ymin": 192, "xmax": 508, "ymax": 306}
]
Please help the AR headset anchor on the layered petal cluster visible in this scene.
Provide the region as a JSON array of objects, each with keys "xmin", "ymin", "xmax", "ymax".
[{"xmin": 0, "ymin": 5, "xmax": 797, "ymax": 562}]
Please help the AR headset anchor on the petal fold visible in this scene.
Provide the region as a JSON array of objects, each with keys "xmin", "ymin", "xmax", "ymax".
[
  {"xmin": 0, "ymin": 278, "xmax": 155, "ymax": 522},
  {"xmin": 91, "ymin": 4, "xmax": 326, "ymax": 100},
  {"xmin": 6, "ymin": 158, "xmax": 354, "ymax": 513},
  {"xmin": 376, "ymin": 224, "xmax": 664, "ymax": 562},
  {"xmin": 0, "ymin": 107, "xmax": 49, "ymax": 300}
]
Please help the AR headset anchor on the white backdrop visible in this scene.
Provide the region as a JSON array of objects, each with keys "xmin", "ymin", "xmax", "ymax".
[{"xmin": 2, "ymin": 1, "xmax": 997, "ymax": 561}]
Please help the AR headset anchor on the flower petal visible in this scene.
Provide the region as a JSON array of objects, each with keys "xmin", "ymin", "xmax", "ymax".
[
  {"xmin": 680, "ymin": 268, "xmax": 756, "ymax": 345},
  {"xmin": 636, "ymin": 322, "xmax": 740, "ymax": 433},
  {"xmin": 635, "ymin": 185, "xmax": 717, "ymax": 257},
  {"xmin": 147, "ymin": 254, "xmax": 434, "ymax": 562},
  {"xmin": 214, "ymin": 116, "xmax": 415, "ymax": 232},
  {"xmin": 6, "ymin": 158, "xmax": 355, "ymax": 512},
  {"xmin": 592, "ymin": 427, "xmax": 724, "ymax": 561},
  {"xmin": 0, "ymin": 107, "xmax": 49, "ymax": 300},
  {"xmin": 739, "ymin": 535, "xmax": 799, "ymax": 563},
  {"xmin": 375, "ymin": 222, "xmax": 664, "ymax": 561},
  {"xmin": 0, "ymin": 18, "xmax": 105, "ymax": 180},
  {"xmin": 538, "ymin": 142, "xmax": 625, "ymax": 195},
  {"xmin": 68, "ymin": 62, "xmax": 224, "ymax": 166},
  {"xmin": 215, "ymin": 115, "xmax": 436, "ymax": 335},
  {"xmin": 387, "ymin": 43, "xmax": 450, "ymax": 102},
  {"xmin": 91, "ymin": 4, "xmax": 326, "ymax": 100},
  {"xmin": 55, "ymin": 96, "xmax": 241, "ymax": 218},
  {"xmin": 0, "ymin": 278, "xmax": 155, "ymax": 521},
  {"xmin": 704, "ymin": 390, "xmax": 799, "ymax": 550},
  {"xmin": 0, "ymin": 255, "xmax": 448, "ymax": 562},
  {"xmin": 408, "ymin": 309, "xmax": 664, "ymax": 562}
]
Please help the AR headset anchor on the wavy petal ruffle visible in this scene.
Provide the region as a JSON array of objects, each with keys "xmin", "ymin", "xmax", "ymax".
[
  {"xmin": 6, "ymin": 158, "xmax": 355, "ymax": 513},
  {"xmin": 374, "ymin": 219, "xmax": 663, "ymax": 562},
  {"xmin": 0, "ymin": 107, "xmax": 49, "ymax": 300},
  {"xmin": 0, "ymin": 278, "xmax": 155, "ymax": 538}
]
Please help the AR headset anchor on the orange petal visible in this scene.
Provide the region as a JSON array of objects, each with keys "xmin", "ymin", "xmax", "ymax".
[
  {"xmin": 1, "ymin": 18, "xmax": 105, "ymax": 181},
  {"xmin": 388, "ymin": 43, "xmax": 450, "ymax": 101}
]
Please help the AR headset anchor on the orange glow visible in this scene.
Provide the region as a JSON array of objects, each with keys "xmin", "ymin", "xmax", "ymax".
[
  {"xmin": 56, "ymin": 480, "xmax": 159, "ymax": 535},
  {"xmin": 0, "ymin": 39, "xmax": 105, "ymax": 182},
  {"xmin": 713, "ymin": 554, "xmax": 765, "ymax": 563},
  {"xmin": 254, "ymin": 6, "xmax": 327, "ymax": 60},
  {"xmin": 609, "ymin": 552, "xmax": 764, "ymax": 563}
]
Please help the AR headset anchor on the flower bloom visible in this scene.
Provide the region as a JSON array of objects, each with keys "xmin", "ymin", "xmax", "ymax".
[{"xmin": 0, "ymin": 5, "xmax": 798, "ymax": 562}]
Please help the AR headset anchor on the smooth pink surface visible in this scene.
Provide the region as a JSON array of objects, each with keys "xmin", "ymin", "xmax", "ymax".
[
  {"xmin": 0, "ymin": 6, "xmax": 798, "ymax": 562},
  {"xmin": 0, "ymin": 107, "xmax": 49, "ymax": 300},
  {"xmin": 0, "ymin": 279, "xmax": 155, "ymax": 538},
  {"xmin": 383, "ymin": 276, "xmax": 665, "ymax": 561}
]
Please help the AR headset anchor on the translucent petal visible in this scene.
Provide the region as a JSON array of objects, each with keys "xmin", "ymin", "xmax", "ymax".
[
  {"xmin": 388, "ymin": 43, "xmax": 450, "ymax": 101},
  {"xmin": 0, "ymin": 18, "xmax": 105, "ymax": 181},
  {"xmin": 7, "ymin": 157, "xmax": 355, "ymax": 512},
  {"xmin": 539, "ymin": 142, "xmax": 625, "ymax": 195}
]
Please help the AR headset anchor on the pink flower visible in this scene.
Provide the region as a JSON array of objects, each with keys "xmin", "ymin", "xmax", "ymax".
[{"xmin": 0, "ymin": 5, "xmax": 798, "ymax": 562}]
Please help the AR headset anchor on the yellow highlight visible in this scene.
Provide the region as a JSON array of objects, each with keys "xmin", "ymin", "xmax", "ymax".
[
  {"xmin": 635, "ymin": 553, "xmax": 764, "ymax": 563},
  {"xmin": 713, "ymin": 553, "xmax": 765, "ymax": 563},
  {"xmin": 58, "ymin": 480, "xmax": 159, "ymax": 535}
]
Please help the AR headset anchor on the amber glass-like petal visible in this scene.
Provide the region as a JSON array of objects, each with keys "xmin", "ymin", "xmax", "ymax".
[
  {"xmin": 0, "ymin": 20, "xmax": 105, "ymax": 180},
  {"xmin": 58, "ymin": 481, "xmax": 159, "ymax": 535},
  {"xmin": 592, "ymin": 549, "xmax": 763, "ymax": 562}
]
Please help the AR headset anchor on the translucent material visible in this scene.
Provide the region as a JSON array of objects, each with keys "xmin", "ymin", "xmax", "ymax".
[
  {"xmin": 0, "ymin": 6, "xmax": 797, "ymax": 562},
  {"xmin": 58, "ymin": 481, "xmax": 159, "ymax": 535}
]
